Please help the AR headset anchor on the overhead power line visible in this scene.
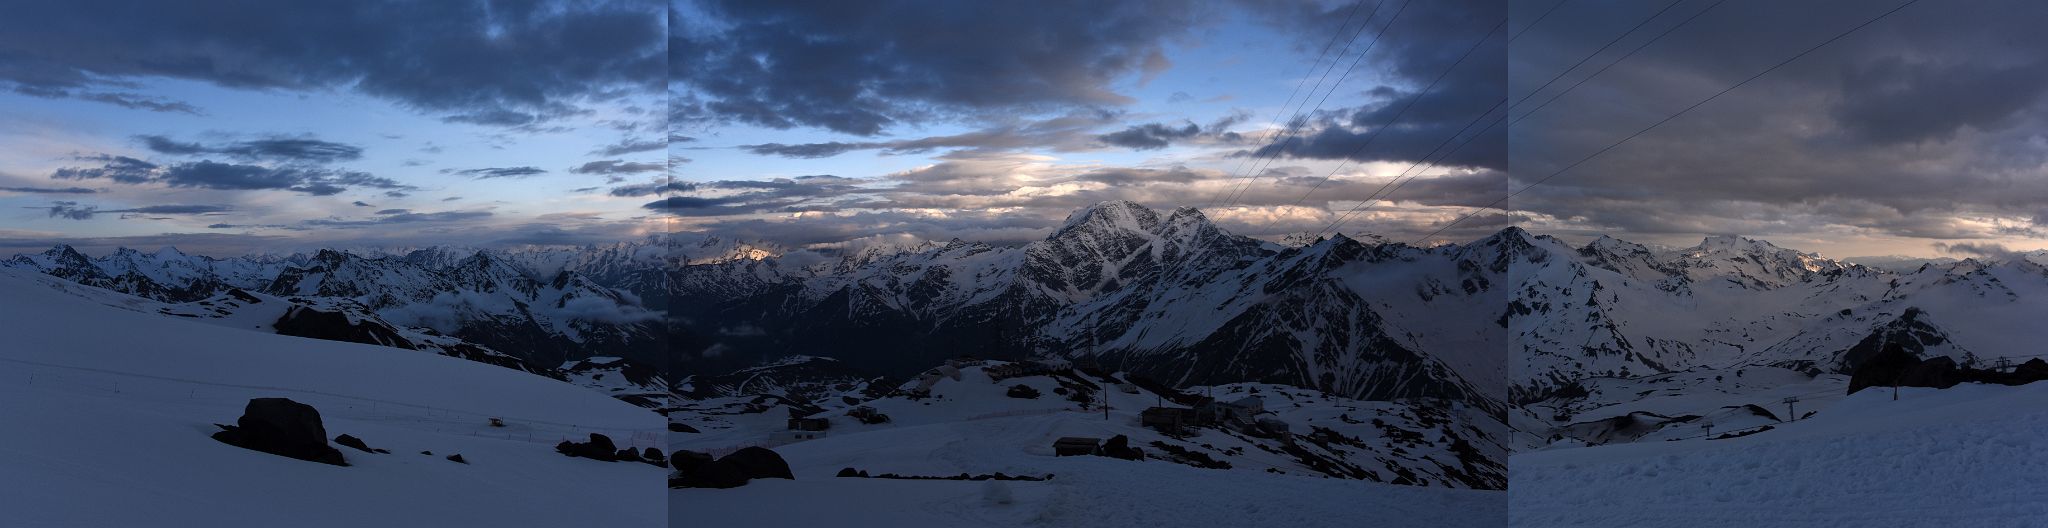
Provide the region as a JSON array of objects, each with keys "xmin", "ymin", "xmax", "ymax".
[
  {"xmin": 1509, "ymin": 0, "xmax": 1570, "ymax": 42},
  {"xmin": 1508, "ymin": 0, "xmax": 1685, "ymax": 112},
  {"xmin": 1216, "ymin": 0, "xmax": 1411, "ymax": 210},
  {"xmin": 1512, "ymin": 0, "xmax": 1732, "ymax": 126},
  {"xmin": 1207, "ymin": 0, "xmax": 1390, "ymax": 209},
  {"xmin": 1283, "ymin": 17, "xmax": 1507, "ymax": 209}
]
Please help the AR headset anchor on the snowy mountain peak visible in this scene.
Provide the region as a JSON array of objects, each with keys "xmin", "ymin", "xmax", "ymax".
[
  {"xmin": 1668, "ymin": 235, "xmax": 1847, "ymax": 289},
  {"xmin": 1053, "ymin": 199, "xmax": 1162, "ymax": 238}
]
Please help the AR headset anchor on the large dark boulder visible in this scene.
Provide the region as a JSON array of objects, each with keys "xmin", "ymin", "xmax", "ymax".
[
  {"xmin": 1899, "ymin": 356, "xmax": 1961, "ymax": 389},
  {"xmin": 1847, "ymin": 342, "xmax": 1924, "ymax": 394},
  {"xmin": 555, "ymin": 433, "xmax": 621, "ymax": 461},
  {"xmin": 2015, "ymin": 359, "xmax": 2048, "ymax": 381},
  {"xmin": 672, "ymin": 447, "xmax": 794, "ymax": 489},
  {"xmin": 333, "ymin": 434, "xmax": 376, "ymax": 454},
  {"xmin": 674, "ymin": 450, "xmax": 712, "ymax": 474},
  {"xmin": 673, "ymin": 458, "xmax": 748, "ymax": 489},
  {"xmin": 720, "ymin": 447, "xmax": 794, "ymax": 480},
  {"xmin": 210, "ymin": 398, "xmax": 347, "ymax": 466},
  {"xmin": 1101, "ymin": 434, "xmax": 1144, "ymax": 461}
]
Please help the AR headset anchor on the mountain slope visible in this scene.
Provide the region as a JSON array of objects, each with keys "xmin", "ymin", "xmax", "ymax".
[{"xmin": 0, "ymin": 268, "xmax": 664, "ymax": 526}]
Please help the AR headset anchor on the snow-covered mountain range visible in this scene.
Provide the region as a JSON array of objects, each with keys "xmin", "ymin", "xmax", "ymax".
[
  {"xmin": 672, "ymin": 201, "xmax": 2048, "ymax": 423},
  {"xmin": 673, "ymin": 200, "xmax": 1513, "ymax": 415},
  {"xmin": 1507, "ymin": 229, "xmax": 2048, "ymax": 404},
  {"xmin": 3, "ymin": 240, "xmax": 687, "ymax": 405},
  {"xmin": 13, "ymin": 200, "xmax": 2041, "ymax": 425}
]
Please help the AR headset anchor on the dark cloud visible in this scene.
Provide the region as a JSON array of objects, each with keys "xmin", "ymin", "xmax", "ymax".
[
  {"xmin": 52, "ymin": 156, "xmax": 414, "ymax": 195},
  {"xmin": 0, "ymin": 186, "xmax": 96, "ymax": 194},
  {"xmin": 609, "ymin": 181, "xmax": 696, "ymax": 197},
  {"xmin": 594, "ymin": 138, "xmax": 668, "ymax": 156},
  {"xmin": 1832, "ymin": 57, "xmax": 2048, "ymax": 144},
  {"xmin": 1097, "ymin": 122, "xmax": 1201, "ymax": 150},
  {"xmin": 644, "ymin": 175, "xmax": 871, "ymax": 217},
  {"xmin": 568, "ymin": 160, "xmax": 664, "ymax": 175},
  {"xmin": 1239, "ymin": 0, "xmax": 1507, "ymax": 173},
  {"xmin": 351, "ymin": 201, "xmax": 373, "ymax": 207},
  {"xmin": 374, "ymin": 209, "xmax": 410, "ymax": 215},
  {"xmin": 1506, "ymin": 0, "xmax": 2048, "ymax": 243},
  {"xmin": 0, "ymin": 0, "xmax": 664, "ymax": 124},
  {"xmin": 673, "ymin": 0, "xmax": 1203, "ymax": 135},
  {"xmin": 737, "ymin": 110, "xmax": 1129, "ymax": 159},
  {"xmin": 450, "ymin": 166, "xmax": 548, "ymax": 179},
  {"xmin": 43, "ymin": 201, "xmax": 232, "ymax": 220},
  {"xmin": 74, "ymin": 92, "xmax": 203, "ymax": 114},
  {"xmin": 138, "ymin": 135, "xmax": 365, "ymax": 164},
  {"xmin": 302, "ymin": 210, "xmax": 493, "ymax": 228},
  {"xmin": 741, "ymin": 142, "xmax": 864, "ymax": 159}
]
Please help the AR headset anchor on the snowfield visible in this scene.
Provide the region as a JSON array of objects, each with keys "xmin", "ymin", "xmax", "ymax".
[
  {"xmin": 0, "ymin": 269, "xmax": 665, "ymax": 527},
  {"xmin": 673, "ymin": 361, "xmax": 1506, "ymax": 527},
  {"xmin": 1511, "ymin": 382, "xmax": 2048, "ymax": 527}
]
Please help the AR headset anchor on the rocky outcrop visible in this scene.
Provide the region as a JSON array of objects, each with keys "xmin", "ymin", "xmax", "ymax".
[{"xmin": 210, "ymin": 398, "xmax": 347, "ymax": 466}]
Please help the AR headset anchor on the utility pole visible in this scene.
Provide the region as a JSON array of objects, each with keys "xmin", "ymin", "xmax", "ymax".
[
  {"xmin": 1782, "ymin": 396, "xmax": 1800, "ymax": 421},
  {"xmin": 1102, "ymin": 388, "xmax": 1110, "ymax": 420}
]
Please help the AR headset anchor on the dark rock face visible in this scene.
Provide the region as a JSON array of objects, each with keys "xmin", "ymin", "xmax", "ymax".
[
  {"xmin": 446, "ymin": 454, "xmax": 467, "ymax": 464},
  {"xmin": 333, "ymin": 434, "xmax": 376, "ymax": 454},
  {"xmin": 720, "ymin": 447, "xmax": 794, "ymax": 480},
  {"xmin": 1850, "ymin": 343, "xmax": 2048, "ymax": 394},
  {"xmin": 210, "ymin": 398, "xmax": 347, "ymax": 466},
  {"xmin": 555, "ymin": 433, "xmax": 621, "ymax": 462},
  {"xmin": 672, "ymin": 447, "xmax": 792, "ymax": 489},
  {"xmin": 1005, "ymin": 384, "xmax": 1041, "ymax": 399},
  {"xmin": 673, "ymin": 458, "xmax": 748, "ymax": 489},
  {"xmin": 271, "ymin": 306, "xmax": 418, "ymax": 350},
  {"xmin": 2016, "ymin": 359, "xmax": 2048, "ymax": 379},
  {"xmin": 670, "ymin": 422, "xmax": 701, "ymax": 433},
  {"xmin": 674, "ymin": 450, "xmax": 712, "ymax": 474}
]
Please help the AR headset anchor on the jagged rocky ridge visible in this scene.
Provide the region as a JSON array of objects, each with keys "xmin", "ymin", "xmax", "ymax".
[
  {"xmin": 4, "ymin": 241, "xmax": 682, "ymax": 406},
  {"xmin": 675, "ymin": 200, "xmax": 1512, "ymax": 415},
  {"xmin": 675, "ymin": 201, "xmax": 2048, "ymax": 413}
]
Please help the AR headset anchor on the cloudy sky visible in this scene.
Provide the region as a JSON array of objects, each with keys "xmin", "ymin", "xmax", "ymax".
[
  {"xmin": 4, "ymin": 0, "xmax": 2039, "ymax": 260},
  {"xmin": 0, "ymin": 0, "xmax": 670, "ymax": 255},
  {"xmin": 670, "ymin": 0, "xmax": 1511, "ymax": 251},
  {"xmin": 1508, "ymin": 0, "xmax": 2048, "ymax": 258}
]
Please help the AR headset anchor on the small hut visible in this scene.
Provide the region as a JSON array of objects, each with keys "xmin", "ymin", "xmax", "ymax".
[{"xmin": 1053, "ymin": 437, "xmax": 1100, "ymax": 457}]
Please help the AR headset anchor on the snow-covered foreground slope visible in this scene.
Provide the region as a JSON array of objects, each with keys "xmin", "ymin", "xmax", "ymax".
[
  {"xmin": 676, "ymin": 460, "xmax": 1502, "ymax": 528},
  {"xmin": 1511, "ymin": 382, "xmax": 2048, "ymax": 527},
  {"xmin": 0, "ymin": 269, "xmax": 664, "ymax": 527},
  {"xmin": 673, "ymin": 361, "xmax": 1505, "ymax": 527}
]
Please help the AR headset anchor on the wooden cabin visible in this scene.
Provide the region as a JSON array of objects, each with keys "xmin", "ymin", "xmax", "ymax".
[{"xmin": 1053, "ymin": 437, "xmax": 1100, "ymax": 457}]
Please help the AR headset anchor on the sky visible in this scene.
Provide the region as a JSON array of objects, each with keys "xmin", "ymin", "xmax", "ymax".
[
  {"xmin": 1506, "ymin": 0, "xmax": 2048, "ymax": 258},
  {"xmin": 0, "ymin": 0, "xmax": 671, "ymax": 256},
  {"xmin": 2, "ymin": 0, "xmax": 2041, "ymax": 260},
  {"xmin": 670, "ymin": 0, "xmax": 1512, "ymax": 253}
]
